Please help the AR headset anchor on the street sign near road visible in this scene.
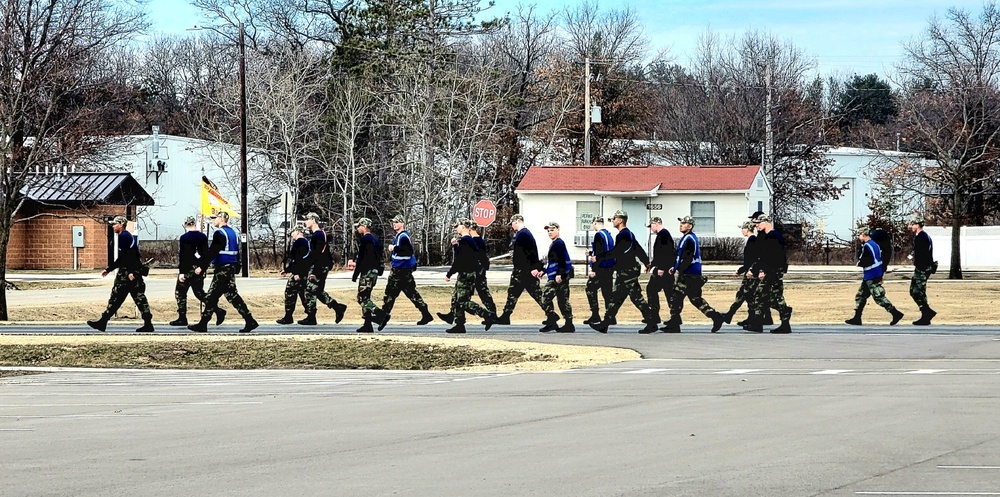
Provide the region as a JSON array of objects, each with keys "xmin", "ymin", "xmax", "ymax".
[{"xmin": 472, "ymin": 199, "xmax": 497, "ymax": 227}]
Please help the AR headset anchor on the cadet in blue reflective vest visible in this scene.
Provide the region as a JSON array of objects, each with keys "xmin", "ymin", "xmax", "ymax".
[
  {"xmin": 497, "ymin": 214, "xmax": 556, "ymax": 325},
  {"xmin": 540, "ymin": 221, "xmax": 574, "ymax": 333},
  {"xmin": 381, "ymin": 215, "xmax": 433, "ymax": 327},
  {"xmin": 584, "ymin": 217, "xmax": 615, "ymax": 325},
  {"xmin": 277, "ymin": 224, "xmax": 312, "ymax": 325},
  {"xmin": 846, "ymin": 227, "xmax": 904, "ymax": 326},
  {"xmin": 87, "ymin": 215, "xmax": 154, "ymax": 333},
  {"xmin": 664, "ymin": 215, "xmax": 724, "ymax": 333},
  {"xmin": 589, "ymin": 210, "xmax": 657, "ymax": 334},
  {"xmin": 187, "ymin": 211, "xmax": 258, "ymax": 333}
]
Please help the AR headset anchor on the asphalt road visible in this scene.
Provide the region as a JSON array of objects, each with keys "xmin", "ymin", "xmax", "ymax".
[{"xmin": 4, "ymin": 325, "xmax": 1000, "ymax": 496}]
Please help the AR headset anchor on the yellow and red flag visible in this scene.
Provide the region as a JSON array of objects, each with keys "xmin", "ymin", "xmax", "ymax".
[{"xmin": 200, "ymin": 176, "xmax": 240, "ymax": 219}]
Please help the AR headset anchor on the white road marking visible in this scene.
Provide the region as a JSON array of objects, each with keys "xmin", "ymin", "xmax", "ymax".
[
  {"xmin": 715, "ymin": 369, "xmax": 761, "ymax": 375},
  {"xmin": 623, "ymin": 368, "xmax": 672, "ymax": 374},
  {"xmin": 907, "ymin": 369, "xmax": 948, "ymax": 374},
  {"xmin": 0, "ymin": 414, "xmax": 156, "ymax": 418},
  {"xmin": 857, "ymin": 492, "xmax": 1000, "ymax": 495},
  {"xmin": 810, "ymin": 369, "xmax": 853, "ymax": 375},
  {"xmin": 937, "ymin": 466, "xmax": 1000, "ymax": 469}
]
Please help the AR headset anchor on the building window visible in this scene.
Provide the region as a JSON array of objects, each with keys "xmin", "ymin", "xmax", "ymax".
[
  {"xmin": 757, "ymin": 200, "xmax": 763, "ymax": 212},
  {"xmin": 757, "ymin": 177, "xmax": 764, "ymax": 190},
  {"xmin": 691, "ymin": 201, "xmax": 715, "ymax": 234},
  {"xmin": 576, "ymin": 201, "xmax": 601, "ymax": 232}
]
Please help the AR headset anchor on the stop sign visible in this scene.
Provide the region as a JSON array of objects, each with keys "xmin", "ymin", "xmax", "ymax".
[{"xmin": 472, "ymin": 199, "xmax": 497, "ymax": 227}]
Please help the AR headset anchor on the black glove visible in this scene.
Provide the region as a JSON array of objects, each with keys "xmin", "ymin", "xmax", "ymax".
[{"xmin": 352, "ymin": 275, "xmax": 358, "ymax": 282}]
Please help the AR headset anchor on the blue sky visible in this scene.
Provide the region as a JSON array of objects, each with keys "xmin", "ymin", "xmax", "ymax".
[{"xmin": 146, "ymin": 0, "xmax": 986, "ymax": 78}]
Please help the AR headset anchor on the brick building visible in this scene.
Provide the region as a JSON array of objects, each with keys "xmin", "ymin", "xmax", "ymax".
[{"xmin": 8, "ymin": 172, "xmax": 154, "ymax": 270}]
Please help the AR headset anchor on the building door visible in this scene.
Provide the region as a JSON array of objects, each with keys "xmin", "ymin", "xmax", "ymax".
[{"xmin": 621, "ymin": 199, "xmax": 647, "ymax": 224}]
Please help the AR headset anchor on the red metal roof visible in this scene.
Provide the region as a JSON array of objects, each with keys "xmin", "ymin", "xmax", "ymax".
[{"xmin": 516, "ymin": 165, "xmax": 761, "ymax": 192}]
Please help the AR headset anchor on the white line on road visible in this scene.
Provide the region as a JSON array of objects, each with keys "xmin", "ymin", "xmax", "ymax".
[
  {"xmin": 0, "ymin": 429, "xmax": 35, "ymax": 432},
  {"xmin": 907, "ymin": 370, "xmax": 948, "ymax": 374},
  {"xmin": 856, "ymin": 492, "xmax": 1000, "ymax": 495},
  {"xmin": 0, "ymin": 402, "xmax": 262, "ymax": 407},
  {"xmin": 810, "ymin": 369, "xmax": 854, "ymax": 375},
  {"xmin": 937, "ymin": 466, "xmax": 1000, "ymax": 469},
  {"xmin": 623, "ymin": 369, "xmax": 672, "ymax": 374},
  {"xmin": 0, "ymin": 414, "xmax": 156, "ymax": 418},
  {"xmin": 715, "ymin": 369, "xmax": 762, "ymax": 375}
]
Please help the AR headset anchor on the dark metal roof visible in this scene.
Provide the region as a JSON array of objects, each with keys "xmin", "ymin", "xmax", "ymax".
[{"xmin": 20, "ymin": 172, "xmax": 154, "ymax": 206}]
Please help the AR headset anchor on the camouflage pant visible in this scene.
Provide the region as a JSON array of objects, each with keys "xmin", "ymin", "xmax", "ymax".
[
  {"xmin": 503, "ymin": 267, "xmax": 552, "ymax": 316},
  {"xmin": 668, "ymin": 273, "xmax": 717, "ymax": 318},
  {"xmin": 586, "ymin": 268, "xmax": 614, "ymax": 315},
  {"xmin": 283, "ymin": 274, "xmax": 308, "ymax": 315},
  {"xmin": 383, "ymin": 267, "xmax": 427, "ymax": 315},
  {"xmin": 104, "ymin": 270, "xmax": 151, "ymax": 318},
  {"xmin": 452, "ymin": 272, "xmax": 492, "ymax": 324},
  {"xmin": 910, "ymin": 267, "xmax": 932, "ymax": 308},
  {"xmin": 751, "ymin": 274, "xmax": 792, "ymax": 321},
  {"xmin": 174, "ymin": 266, "xmax": 207, "ymax": 315},
  {"xmin": 732, "ymin": 276, "xmax": 760, "ymax": 311},
  {"xmin": 855, "ymin": 278, "xmax": 895, "ymax": 312},
  {"xmin": 201, "ymin": 264, "xmax": 251, "ymax": 321},
  {"xmin": 542, "ymin": 279, "xmax": 573, "ymax": 319},
  {"xmin": 304, "ymin": 265, "xmax": 339, "ymax": 315},
  {"xmin": 645, "ymin": 271, "xmax": 675, "ymax": 321},
  {"xmin": 474, "ymin": 270, "xmax": 497, "ymax": 314},
  {"xmin": 357, "ymin": 269, "xmax": 380, "ymax": 318},
  {"xmin": 605, "ymin": 265, "xmax": 652, "ymax": 320}
]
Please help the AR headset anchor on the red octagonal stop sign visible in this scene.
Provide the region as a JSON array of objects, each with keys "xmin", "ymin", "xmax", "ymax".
[{"xmin": 472, "ymin": 199, "xmax": 497, "ymax": 227}]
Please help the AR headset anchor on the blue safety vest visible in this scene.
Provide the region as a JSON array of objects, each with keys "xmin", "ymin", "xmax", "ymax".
[
  {"xmin": 214, "ymin": 225, "xmax": 239, "ymax": 265},
  {"xmin": 676, "ymin": 232, "xmax": 703, "ymax": 275},
  {"xmin": 546, "ymin": 238, "xmax": 573, "ymax": 281},
  {"xmin": 391, "ymin": 230, "xmax": 417, "ymax": 269},
  {"xmin": 593, "ymin": 229, "xmax": 615, "ymax": 269},
  {"xmin": 862, "ymin": 239, "xmax": 884, "ymax": 281}
]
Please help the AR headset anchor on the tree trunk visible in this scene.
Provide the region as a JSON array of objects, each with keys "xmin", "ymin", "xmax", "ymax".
[
  {"xmin": 948, "ymin": 189, "xmax": 963, "ymax": 279},
  {"xmin": 0, "ymin": 215, "xmax": 11, "ymax": 320}
]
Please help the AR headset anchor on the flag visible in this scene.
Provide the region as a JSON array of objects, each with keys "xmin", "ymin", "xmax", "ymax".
[{"xmin": 201, "ymin": 176, "xmax": 240, "ymax": 219}]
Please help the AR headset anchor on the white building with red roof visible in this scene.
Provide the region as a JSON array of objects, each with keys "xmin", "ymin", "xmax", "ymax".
[{"xmin": 514, "ymin": 164, "xmax": 770, "ymax": 259}]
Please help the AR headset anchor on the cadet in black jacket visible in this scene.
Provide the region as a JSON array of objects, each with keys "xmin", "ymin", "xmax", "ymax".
[
  {"xmin": 498, "ymin": 214, "xmax": 556, "ymax": 325},
  {"xmin": 87, "ymin": 215, "xmax": 154, "ymax": 333},
  {"xmin": 747, "ymin": 214, "xmax": 793, "ymax": 333},
  {"xmin": 469, "ymin": 224, "xmax": 497, "ymax": 316},
  {"xmin": 277, "ymin": 224, "xmax": 312, "ymax": 325},
  {"xmin": 908, "ymin": 216, "xmax": 937, "ymax": 325},
  {"xmin": 299, "ymin": 212, "xmax": 348, "ymax": 325},
  {"xmin": 590, "ymin": 210, "xmax": 657, "ymax": 334},
  {"xmin": 723, "ymin": 221, "xmax": 761, "ymax": 325},
  {"xmin": 540, "ymin": 222, "xmax": 574, "ymax": 333},
  {"xmin": 443, "ymin": 219, "xmax": 499, "ymax": 334},
  {"xmin": 584, "ymin": 217, "xmax": 615, "ymax": 324},
  {"xmin": 644, "ymin": 217, "xmax": 676, "ymax": 326},
  {"xmin": 347, "ymin": 217, "xmax": 388, "ymax": 333},
  {"xmin": 169, "ymin": 215, "xmax": 212, "ymax": 327}
]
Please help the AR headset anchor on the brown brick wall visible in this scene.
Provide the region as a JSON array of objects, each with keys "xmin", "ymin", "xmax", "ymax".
[{"xmin": 6, "ymin": 205, "xmax": 130, "ymax": 270}]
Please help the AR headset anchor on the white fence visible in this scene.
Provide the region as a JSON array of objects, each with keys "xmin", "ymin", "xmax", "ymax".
[{"xmin": 923, "ymin": 226, "xmax": 1000, "ymax": 270}]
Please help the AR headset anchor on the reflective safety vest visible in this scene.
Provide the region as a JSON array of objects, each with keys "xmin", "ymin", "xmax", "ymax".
[
  {"xmin": 391, "ymin": 231, "xmax": 417, "ymax": 269},
  {"xmin": 677, "ymin": 232, "xmax": 703, "ymax": 275},
  {"xmin": 862, "ymin": 239, "xmax": 884, "ymax": 281},
  {"xmin": 593, "ymin": 229, "xmax": 615, "ymax": 269},
  {"xmin": 214, "ymin": 225, "xmax": 239, "ymax": 265}
]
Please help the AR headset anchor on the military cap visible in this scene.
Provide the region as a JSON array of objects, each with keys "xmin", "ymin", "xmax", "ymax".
[
  {"xmin": 908, "ymin": 215, "xmax": 924, "ymax": 226},
  {"xmin": 391, "ymin": 215, "xmax": 405, "ymax": 223},
  {"xmin": 612, "ymin": 210, "xmax": 628, "ymax": 220},
  {"xmin": 354, "ymin": 217, "xmax": 372, "ymax": 228},
  {"xmin": 183, "ymin": 215, "xmax": 197, "ymax": 226},
  {"xmin": 109, "ymin": 215, "xmax": 127, "ymax": 225},
  {"xmin": 209, "ymin": 211, "xmax": 230, "ymax": 221},
  {"xmin": 749, "ymin": 211, "xmax": 765, "ymax": 220},
  {"xmin": 509, "ymin": 214, "xmax": 524, "ymax": 223},
  {"xmin": 678, "ymin": 215, "xmax": 695, "ymax": 225},
  {"xmin": 544, "ymin": 221, "xmax": 560, "ymax": 230},
  {"xmin": 646, "ymin": 216, "xmax": 662, "ymax": 227},
  {"xmin": 755, "ymin": 213, "xmax": 772, "ymax": 223},
  {"xmin": 454, "ymin": 218, "xmax": 473, "ymax": 229},
  {"xmin": 741, "ymin": 221, "xmax": 754, "ymax": 230},
  {"xmin": 291, "ymin": 223, "xmax": 307, "ymax": 233},
  {"xmin": 857, "ymin": 226, "xmax": 871, "ymax": 236},
  {"xmin": 592, "ymin": 217, "xmax": 605, "ymax": 223}
]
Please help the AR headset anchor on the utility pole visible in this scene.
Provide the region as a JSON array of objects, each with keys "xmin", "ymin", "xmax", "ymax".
[
  {"xmin": 764, "ymin": 62, "xmax": 774, "ymax": 181},
  {"xmin": 239, "ymin": 20, "xmax": 249, "ymax": 278},
  {"xmin": 584, "ymin": 57, "xmax": 591, "ymax": 166}
]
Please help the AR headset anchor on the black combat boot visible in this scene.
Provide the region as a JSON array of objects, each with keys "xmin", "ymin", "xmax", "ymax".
[
  {"xmin": 86, "ymin": 313, "xmax": 111, "ymax": 332},
  {"xmin": 297, "ymin": 313, "xmax": 317, "ymax": 326},
  {"xmin": 483, "ymin": 312, "xmax": 500, "ymax": 331},
  {"xmin": 770, "ymin": 320, "xmax": 792, "ymax": 334},
  {"xmin": 762, "ymin": 310, "xmax": 774, "ymax": 326},
  {"xmin": 445, "ymin": 323, "xmax": 467, "ymax": 334},
  {"xmin": 356, "ymin": 318, "xmax": 374, "ymax": 333},
  {"xmin": 845, "ymin": 308, "xmax": 863, "ymax": 326},
  {"xmin": 889, "ymin": 308, "xmax": 904, "ymax": 326},
  {"xmin": 437, "ymin": 312, "xmax": 455, "ymax": 325},
  {"xmin": 724, "ymin": 302, "xmax": 741, "ymax": 324},
  {"xmin": 496, "ymin": 312, "xmax": 511, "ymax": 325},
  {"xmin": 589, "ymin": 315, "xmax": 612, "ymax": 334},
  {"xmin": 638, "ymin": 321, "xmax": 659, "ymax": 334},
  {"xmin": 215, "ymin": 308, "xmax": 227, "ymax": 326},
  {"xmin": 710, "ymin": 311, "xmax": 725, "ymax": 333},
  {"xmin": 736, "ymin": 311, "xmax": 752, "ymax": 327},
  {"xmin": 660, "ymin": 315, "xmax": 681, "ymax": 333},
  {"xmin": 187, "ymin": 315, "xmax": 210, "ymax": 333},
  {"xmin": 239, "ymin": 316, "xmax": 259, "ymax": 333},
  {"xmin": 276, "ymin": 313, "xmax": 294, "ymax": 325},
  {"xmin": 556, "ymin": 318, "xmax": 575, "ymax": 333},
  {"xmin": 539, "ymin": 313, "xmax": 559, "ymax": 332},
  {"xmin": 372, "ymin": 307, "xmax": 390, "ymax": 331},
  {"xmin": 135, "ymin": 314, "xmax": 155, "ymax": 333},
  {"xmin": 582, "ymin": 312, "xmax": 601, "ymax": 325},
  {"xmin": 913, "ymin": 306, "xmax": 937, "ymax": 326},
  {"xmin": 416, "ymin": 307, "xmax": 434, "ymax": 325},
  {"xmin": 745, "ymin": 316, "xmax": 764, "ymax": 333},
  {"xmin": 330, "ymin": 301, "xmax": 347, "ymax": 324},
  {"xmin": 168, "ymin": 314, "xmax": 187, "ymax": 327}
]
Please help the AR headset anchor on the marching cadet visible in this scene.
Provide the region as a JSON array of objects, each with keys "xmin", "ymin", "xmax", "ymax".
[
  {"xmin": 169, "ymin": 216, "xmax": 214, "ymax": 327},
  {"xmin": 468, "ymin": 224, "xmax": 497, "ymax": 317},
  {"xmin": 664, "ymin": 215, "xmax": 725, "ymax": 333},
  {"xmin": 497, "ymin": 214, "xmax": 557, "ymax": 325},
  {"xmin": 747, "ymin": 214, "xmax": 793, "ymax": 333},
  {"xmin": 277, "ymin": 224, "xmax": 311, "ymax": 325},
  {"xmin": 381, "ymin": 215, "xmax": 434, "ymax": 326},
  {"xmin": 186, "ymin": 211, "xmax": 258, "ymax": 333},
  {"xmin": 723, "ymin": 221, "xmax": 760, "ymax": 326},
  {"xmin": 443, "ymin": 219, "xmax": 499, "ymax": 334},
  {"xmin": 540, "ymin": 222, "xmax": 574, "ymax": 333},
  {"xmin": 845, "ymin": 227, "xmax": 905, "ymax": 326},
  {"xmin": 584, "ymin": 217, "xmax": 615, "ymax": 325},
  {"xmin": 909, "ymin": 216, "xmax": 937, "ymax": 325},
  {"xmin": 87, "ymin": 215, "xmax": 154, "ymax": 333},
  {"xmin": 589, "ymin": 210, "xmax": 658, "ymax": 334},
  {"xmin": 299, "ymin": 212, "xmax": 348, "ymax": 326},
  {"xmin": 347, "ymin": 217, "xmax": 388, "ymax": 333},
  {"xmin": 645, "ymin": 217, "xmax": 676, "ymax": 327}
]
